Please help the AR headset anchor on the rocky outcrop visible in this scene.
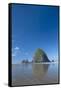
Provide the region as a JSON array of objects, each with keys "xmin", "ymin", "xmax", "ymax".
[{"xmin": 33, "ymin": 48, "xmax": 50, "ymax": 63}]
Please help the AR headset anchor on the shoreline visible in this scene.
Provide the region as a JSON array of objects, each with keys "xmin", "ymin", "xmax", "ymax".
[{"xmin": 12, "ymin": 62, "xmax": 58, "ymax": 65}]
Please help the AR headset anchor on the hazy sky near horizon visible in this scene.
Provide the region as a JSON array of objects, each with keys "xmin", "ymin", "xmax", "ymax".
[{"xmin": 12, "ymin": 4, "xmax": 59, "ymax": 64}]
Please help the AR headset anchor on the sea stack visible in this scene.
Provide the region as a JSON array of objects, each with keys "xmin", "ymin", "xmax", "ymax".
[{"xmin": 33, "ymin": 48, "xmax": 50, "ymax": 63}]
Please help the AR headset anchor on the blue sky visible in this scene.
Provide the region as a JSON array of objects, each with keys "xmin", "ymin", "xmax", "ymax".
[{"xmin": 12, "ymin": 4, "xmax": 59, "ymax": 64}]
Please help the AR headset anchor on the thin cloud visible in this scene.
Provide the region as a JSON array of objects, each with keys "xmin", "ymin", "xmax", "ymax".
[
  {"xmin": 12, "ymin": 46, "xmax": 21, "ymax": 57},
  {"xmin": 25, "ymin": 52, "xmax": 29, "ymax": 55},
  {"xmin": 14, "ymin": 47, "xmax": 19, "ymax": 50},
  {"xmin": 12, "ymin": 53, "xmax": 16, "ymax": 57}
]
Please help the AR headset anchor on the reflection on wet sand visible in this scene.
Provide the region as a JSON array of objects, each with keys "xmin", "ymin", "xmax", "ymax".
[
  {"xmin": 32, "ymin": 64, "xmax": 50, "ymax": 79},
  {"xmin": 12, "ymin": 63, "xmax": 58, "ymax": 86}
]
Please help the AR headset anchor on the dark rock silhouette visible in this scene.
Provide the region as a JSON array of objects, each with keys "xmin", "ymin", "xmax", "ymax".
[
  {"xmin": 52, "ymin": 60, "xmax": 54, "ymax": 62},
  {"xmin": 33, "ymin": 48, "xmax": 50, "ymax": 62},
  {"xmin": 22, "ymin": 59, "xmax": 29, "ymax": 63}
]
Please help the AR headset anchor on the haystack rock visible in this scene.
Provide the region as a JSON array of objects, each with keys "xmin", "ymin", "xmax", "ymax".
[{"xmin": 33, "ymin": 48, "xmax": 50, "ymax": 63}]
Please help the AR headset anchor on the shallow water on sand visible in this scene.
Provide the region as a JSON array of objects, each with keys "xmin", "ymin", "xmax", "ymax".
[{"xmin": 12, "ymin": 63, "xmax": 59, "ymax": 86}]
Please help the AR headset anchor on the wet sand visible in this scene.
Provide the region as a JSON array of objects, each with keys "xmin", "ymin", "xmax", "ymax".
[{"xmin": 12, "ymin": 63, "xmax": 58, "ymax": 86}]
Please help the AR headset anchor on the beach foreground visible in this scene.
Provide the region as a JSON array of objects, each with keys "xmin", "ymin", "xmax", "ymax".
[{"xmin": 12, "ymin": 63, "xmax": 58, "ymax": 86}]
